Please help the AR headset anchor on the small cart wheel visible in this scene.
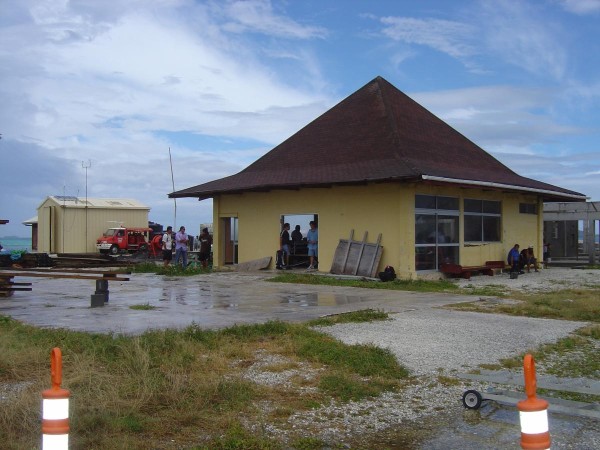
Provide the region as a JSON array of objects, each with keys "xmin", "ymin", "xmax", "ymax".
[{"xmin": 462, "ymin": 390, "xmax": 483, "ymax": 409}]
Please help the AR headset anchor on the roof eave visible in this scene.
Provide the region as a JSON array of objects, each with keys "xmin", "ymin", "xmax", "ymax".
[{"xmin": 421, "ymin": 175, "xmax": 587, "ymax": 202}]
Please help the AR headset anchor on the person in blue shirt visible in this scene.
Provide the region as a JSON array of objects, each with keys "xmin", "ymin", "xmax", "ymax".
[
  {"xmin": 175, "ymin": 226, "xmax": 188, "ymax": 268},
  {"xmin": 307, "ymin": 221, "xmax": 318, "ymax": 270},
  {"xmin": 507, "ymin": 244, "xmax": 523, "ymax": 274}
]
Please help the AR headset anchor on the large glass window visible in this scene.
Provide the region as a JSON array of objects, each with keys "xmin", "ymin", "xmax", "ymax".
[
  {"xmin": 464, "ymin": 199, "xmax": 501, "ymax": 242},
  {"xmin": 415, "ymin": 195, "xmax": 459, "ymax": 271}
]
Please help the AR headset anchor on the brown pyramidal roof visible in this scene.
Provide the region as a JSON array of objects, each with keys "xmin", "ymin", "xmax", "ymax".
[{"xmin": 170, "ymin": 76, "xmax": 585, "ymax": 201}]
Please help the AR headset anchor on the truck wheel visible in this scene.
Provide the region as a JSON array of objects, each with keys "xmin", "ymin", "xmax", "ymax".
[
  {"xmin": 109, "ymin": 245, "xmax": 120, "ymax": 255},
  {"xmin": 462, "ymin": 390, "xmax": 483, "ymax": 409}
]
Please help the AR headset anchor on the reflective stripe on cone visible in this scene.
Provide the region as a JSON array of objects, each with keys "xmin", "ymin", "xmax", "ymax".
[
  {"xmin": 42, "ymin": 348, "xmax": 70, "ymax": 450},
  {"xmin": 517, "ymin": 354, "xmax": 550, "ymax": 450}
]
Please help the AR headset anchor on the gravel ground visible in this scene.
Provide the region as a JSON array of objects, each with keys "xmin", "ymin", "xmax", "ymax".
[
  {"xmin": 241, "ymin": 267, "xmax": 600, "ymax": 448},
  {"xmin": 453, "ymin": 266, "xmax": 600, "ymax": 293}
]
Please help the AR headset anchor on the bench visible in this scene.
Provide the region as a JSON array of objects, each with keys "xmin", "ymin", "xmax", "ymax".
[
  {"xmin": 440, "ymin": 263, "xmax": 496, "ymax": 280},
  {"xmin": 0, "ymin": 268, "xmax": 130, "ymax": 306}
]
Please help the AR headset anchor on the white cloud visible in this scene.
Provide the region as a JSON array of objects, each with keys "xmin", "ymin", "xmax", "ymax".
[
  {"xmin": 377, "ymin": 1, "xmax": 568, "ymax": 80},
  {"xmin": 379, "ymin": 16, "xmax": 475, "ymax": 59},
  {"xmin": 557, "ymin": 0, "xmax": 600, "ymax": 14},
  {"xmin": 412, "ymin": 85, "xmax": 582, "ymax": 148},
  {"xmin": 0, "ymin": 0, "xmax": 335, "ymax": 236},
  {"xmin": 220, "ymin": 0, "xmax": 327, "ymax": 39}
]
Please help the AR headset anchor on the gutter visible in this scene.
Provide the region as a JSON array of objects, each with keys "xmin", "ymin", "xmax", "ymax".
[{"xmin": 421, "ymin": 175, "xmax": 587, "ymax": 201}]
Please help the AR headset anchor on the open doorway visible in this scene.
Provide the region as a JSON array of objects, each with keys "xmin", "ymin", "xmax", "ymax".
[
  {"xmin": 280, "ymin": 213, "xmax": 318, "ymax": 268},
  {"xmin": 221, "ymin": 217, "xmax": 238, "ymax": 265}
]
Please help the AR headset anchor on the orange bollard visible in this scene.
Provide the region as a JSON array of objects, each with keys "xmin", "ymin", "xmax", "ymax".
[
  {"xmin": 42, "ymin": 348, "xmax": 70, "ymax": 450},
  {"xmin": 517, "ymin": 354, "xmax": 550, "ymax": 450}
]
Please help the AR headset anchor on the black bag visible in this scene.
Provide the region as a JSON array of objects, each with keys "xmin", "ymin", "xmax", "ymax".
[{"xmin": 378, "ymin": 265, "xmax": 396, "ymax": 282}]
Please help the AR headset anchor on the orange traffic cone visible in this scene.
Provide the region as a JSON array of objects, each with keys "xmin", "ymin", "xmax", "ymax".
[
  {"xmin": 517, "ymin": 354, "xmax": 550, "ymax": 450},
  {"xmin": 42, "ymin": 348, "xmax": 70, "ymax": 450}
]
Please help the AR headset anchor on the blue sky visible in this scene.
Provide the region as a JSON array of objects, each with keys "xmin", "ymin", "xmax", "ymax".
[{"xmin": 1, "ymin": 0, "xmax": 599, "ymax": 237}]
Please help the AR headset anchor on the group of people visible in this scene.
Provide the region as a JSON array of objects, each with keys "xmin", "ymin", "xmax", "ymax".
[
  {"xmin": 161, "ymin": 225, "xmax": 212, "ymax": 269},
  {"xmin": 278, "ymin": 221, "xmax": 318, "ymax": 270},
  {"xmin": 507, "ymin": 243, "xmax": 544, "ymax": 274}
]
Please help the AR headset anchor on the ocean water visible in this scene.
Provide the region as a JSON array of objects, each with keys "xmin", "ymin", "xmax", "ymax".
[{"xmin": 0, "ymin": 237, "xmax": 32, "ymax": 252}]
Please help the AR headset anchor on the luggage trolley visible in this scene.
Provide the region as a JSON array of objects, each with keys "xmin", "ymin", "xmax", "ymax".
[{"xmin": 459, "ymin": 370, "xmax": 600, "ymax": 419}]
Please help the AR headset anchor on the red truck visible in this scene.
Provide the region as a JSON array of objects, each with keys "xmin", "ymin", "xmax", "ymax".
[{"xmin": 96, "ymin": 227, "xmax": 152, "ymax": 255}]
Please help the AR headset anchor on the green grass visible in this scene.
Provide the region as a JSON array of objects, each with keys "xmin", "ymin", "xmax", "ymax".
[
  {"xmin": 129, "ymin": 303, "xmax": 156, "ymax": 310},
  {"xmin": 307, "ymin": 308, "xmax": 389, "ymax": 326},
  {"xmin": 0, "ymin": 315, "xmax": 407, "ymax": 449},
  {"xmin": 268, "ymin": 273, "xmax": 458, "ymax": 293},
  {"xmin": 450, "ymin": 288, "xmax": 600, "ymax": 322}
]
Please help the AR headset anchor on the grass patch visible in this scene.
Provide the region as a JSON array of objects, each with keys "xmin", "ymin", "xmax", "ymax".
[
  {"xmin": 0, "ymin": 316, "xmax": 408, "ymax": 449},
  {"xmin": 129, "ymin": 303, "xmax": 156, "ymax": 311},
  {"xmin": 268, "ymin": 273, "xmax": 459, "ymax": 293},
  {"xmin": 449, "ymin": 288, "xmax": 600, "ymax": 322},
  {"xmin": 478, "ymin": 324, "xmax": 600, "ymax": 382},
  {"xmin": 307, "ymin": 308, "xmax": 389, "ymax": 327}
]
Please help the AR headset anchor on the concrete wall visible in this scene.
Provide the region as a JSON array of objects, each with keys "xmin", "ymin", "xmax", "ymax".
[
  {"xmin": 37, "ymin": 198, "xmax": 149, "ymax": 253},
  {"xmin": 212, "ymin": 183, "xmax": 544, "ymax": 279},
  {"xmin": 544, "ymin": 220, "xmax": 579, "ymax": 257}
]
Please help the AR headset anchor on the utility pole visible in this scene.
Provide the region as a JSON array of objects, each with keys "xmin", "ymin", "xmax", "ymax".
[{"xmin": 82, "ymin": 160, "xmax": 92, "ymax": 252}]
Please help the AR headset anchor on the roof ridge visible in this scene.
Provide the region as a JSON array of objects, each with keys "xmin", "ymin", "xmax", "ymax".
[{"xmin": 375, "ymin": 76, "xmax": 421, "ymax": 177}]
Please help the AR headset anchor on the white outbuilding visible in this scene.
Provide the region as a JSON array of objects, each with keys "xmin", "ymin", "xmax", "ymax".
[{"xmin": 36, "ymin": 196, "xmax": 150, "ymax": 253}]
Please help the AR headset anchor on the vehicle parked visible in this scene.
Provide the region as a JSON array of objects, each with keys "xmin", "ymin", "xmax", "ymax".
[{"xmin": 96, "ymin": 226, "xmax": 153, "ymax": 255}]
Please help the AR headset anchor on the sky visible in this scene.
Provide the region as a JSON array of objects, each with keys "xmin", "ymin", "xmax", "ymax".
[{"xmin": 1, "ymin": 0, "xmax": 599, "ymax": 238}]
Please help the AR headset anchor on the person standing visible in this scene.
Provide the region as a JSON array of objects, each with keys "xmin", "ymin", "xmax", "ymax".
[
  {"xmin": 279, "ymin": 223, "xmax": 291, "ymax": 269},
  {"xmin": 199, "ymin": 227, "xmax": 212, "ymax": 269},
  {"xmin": 291, "ymin": 225, "xmax": 303, "ymax": 242},
  {"xmin": 162, "ymin": 226, "xmax": 174, "ymax": 267},
  {"xmin": 307, "ymin": 221, "xmax": 318, "ymax": 270},
  {"xmin": 507, "ymin": 243, "xmax": 522, "ymax": 274},
  {"xmin": 175, "ymin": 226, "xmax": 188, "ymax": 268}
]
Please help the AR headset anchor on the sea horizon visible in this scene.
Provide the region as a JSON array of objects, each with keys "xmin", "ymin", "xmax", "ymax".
[{"xmin": 0, "ymin": 236, "xmax": 32, "ymax": 252}]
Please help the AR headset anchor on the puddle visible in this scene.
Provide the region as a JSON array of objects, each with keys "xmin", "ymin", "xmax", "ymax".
[{"xmin": 280, "ymin": 292, "xmax": 368, "ymax": 306}]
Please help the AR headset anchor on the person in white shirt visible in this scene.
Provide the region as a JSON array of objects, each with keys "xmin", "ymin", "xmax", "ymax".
[{"xmin": 162, "ymin": 226, "xmax": 173, "ymax": 267}]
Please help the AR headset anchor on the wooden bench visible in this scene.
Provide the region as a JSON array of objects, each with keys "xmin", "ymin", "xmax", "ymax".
[
  {"xmin": 0, "ymin": 268, "xmax": 130, "ymax": 306},
  {"xmin": 440, "ymin": 263, "xmax": 495, "ymax": 280}
]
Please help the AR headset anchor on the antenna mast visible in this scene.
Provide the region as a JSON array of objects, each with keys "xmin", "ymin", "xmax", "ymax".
[
  {"xmin": 82, "ymin": 160, "xmax": 92, "ymax": 252},
  {"xmin": 169, "ymin": 147, "xmax": 177, "ymax": 230}
]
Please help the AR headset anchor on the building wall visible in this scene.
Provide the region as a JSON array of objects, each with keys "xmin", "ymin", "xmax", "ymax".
[
  {"xmin": 212, "ymin": 183, "xmax": 544, "ymax": 278},
  {"xmin": 37, "ymin": 198, "xmax": 149, "ymax": 253},
  {"xmin": 544, "ymin": 220, "xmax": 579, "ymax": 257}
]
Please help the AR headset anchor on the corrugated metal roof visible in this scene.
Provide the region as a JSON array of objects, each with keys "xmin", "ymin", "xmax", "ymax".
[
  {"xmin": 169, "ymin": 76, "xmax": 586, "ymax": 202},
  {"xmin": 22, "ymin": 216, "xmax": 38, "ymax": 225},
  {"xmin": 45, "ymin": 197, "xmax": 150, "ymax": 209}
]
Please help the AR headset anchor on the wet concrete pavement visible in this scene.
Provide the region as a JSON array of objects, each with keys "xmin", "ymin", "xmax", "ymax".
[{"xmin": 0, "ymin": 271, "xmax": 476, "ymax": 334}]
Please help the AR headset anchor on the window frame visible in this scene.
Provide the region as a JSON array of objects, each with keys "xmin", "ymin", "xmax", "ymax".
[{"xmin": 463, "ymin": 198, "xmax": 502, "ymax": 243}]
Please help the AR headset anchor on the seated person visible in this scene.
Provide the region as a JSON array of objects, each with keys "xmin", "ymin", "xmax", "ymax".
[
  {"xmin": 520, "ymin": 246, "xmax": 539, "ymax": 273},
  {"xmin": 507, "ymin": 244, "xmax": 523, "ymax": 274}
]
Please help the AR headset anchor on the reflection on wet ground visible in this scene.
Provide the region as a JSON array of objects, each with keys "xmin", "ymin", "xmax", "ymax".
[
  {"xmin": 366, "ymin": 402, "xmax": 600, "ymax": 449},
  {"xmin": 2, "ymin": 272, "xmax": 467, "ymax": 334},
  {"xmin": 280, "ymin": 292, "xmax": 368, "ymax": 307}
]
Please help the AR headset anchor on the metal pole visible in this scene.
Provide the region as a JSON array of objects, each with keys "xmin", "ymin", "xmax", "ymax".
[
  {"xmin": 82, "ymin": 161, "xmax": 91, "ymax": 253},
  {"xmin": 169, "ymin": 147, "xmax": 176, "ymax": 230}
]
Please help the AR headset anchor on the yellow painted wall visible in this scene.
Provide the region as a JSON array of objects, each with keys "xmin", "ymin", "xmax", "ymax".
[{"xmin": 212, "ymin": 183, "xmax": 544, "ymax": 278}]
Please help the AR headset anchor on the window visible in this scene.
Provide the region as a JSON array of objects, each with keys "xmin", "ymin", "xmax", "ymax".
[
  {"xmin": 519, "ymin": 203, "xmax": 538, "ymax": 215},
  {"xmin": 415, "ymin": 195, "xmax": 459, "ymax": 271},
  {"xmin": 464, "ymin": 199, "xmax": 501, "ymax": 242}
]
